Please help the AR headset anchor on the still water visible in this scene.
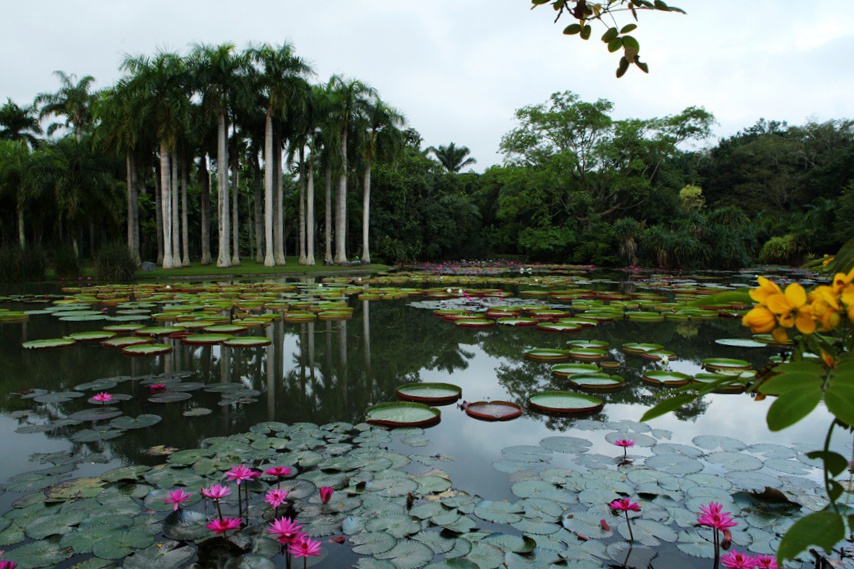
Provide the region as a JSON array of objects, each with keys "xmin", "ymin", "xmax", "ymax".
[{"xmin": 0, "ymin": 269, "xmax": 841, "ymax": 568}]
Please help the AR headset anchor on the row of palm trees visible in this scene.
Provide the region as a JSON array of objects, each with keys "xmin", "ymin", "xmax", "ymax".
[{"xmin": 3, "ymin": 42, "xmax": 407, "ymax": 268}]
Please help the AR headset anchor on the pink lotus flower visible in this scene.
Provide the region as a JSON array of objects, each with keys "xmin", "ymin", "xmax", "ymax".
[
  {"xmin": 268, "ymin": 516, "xmax": 303, "ymax": 545},
  {"xmin": 200, "ymin": 484, "xmax": 231, "ymax": 501},
  {"xmin": 207, "ymin": 517, "xmax": 242, "ymax": 535},
  {"xmin": 608, "ymin": 498, "xmax": 641, "ymax": 512},
  {"xmin": 613, "ymin": 439, "xmax": 634, "ymax": 448},
  {"xmin": 721, "ymin": 551, "xmax": 756, "ymax": 569},
  {"xmin": 92, "ymin": 392, "xmax": 112, "ymax": 404},
  {"xmin": 319, "ymin": 486, "xmax": 334, "ymax": 504},
  {"xmin": 698, "ymin": 501, "xmax": 738, "ymax": 530},
  {"xmin": 753, "ymin": 555, "xmax": 777, "ymax": 569},
  {"xmin": 266, "ymin": 488, "xmax": 288, "ymax": 509},
  {"xmin": 0, "ymin": 560, "xmax": 17, "ymax": 569},
  {"xmin": 289, "ymin": 535, "xmax": 322, "ymax": 558},
  {"xmin": 149, "ymin": 383, "xmax": 166, "ymax": 392},
  {"xmin": 225, "ymin": 465, "xmax": 260, "ymax": 485},
  {"xmin": 265, "ymin": 465, "xmax": 292, "ymax": 478},
  {"xmin": 164, "ymin": 488, "xmax": 191, "ymax": 511}
]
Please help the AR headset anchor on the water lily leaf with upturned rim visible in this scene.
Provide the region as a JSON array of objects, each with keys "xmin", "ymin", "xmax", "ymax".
[
  {"xmin": 366, "ymin": 402, "xmax": 441, "ymax": 428},
  {"xmin": 528, "ymin": 392, "xmax": 603, "ymax": 414},
  {"xmin": 22, "ymin": 338, "xmax": 76, "ymax": 350}
]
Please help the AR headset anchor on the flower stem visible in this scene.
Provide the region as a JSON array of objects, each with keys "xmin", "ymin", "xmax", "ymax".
[
  {"xmin": 625, "ymin": 510, "xmax": 634, "ymax": 542},
  {"xmin": 215, "ymin": 500, "xmax": 223, "ymax": 522},
  {"xmin": 713, "ymin": 528, "xmax": 720, "ymax": 569}
]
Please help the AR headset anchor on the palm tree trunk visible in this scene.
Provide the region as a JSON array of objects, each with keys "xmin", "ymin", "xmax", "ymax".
[
  {"xmin": 200, "ymin": 155, "xmax": 212, "ymax": 265},
  {"xmin": 17, "ymin": 203, "xmax": 25, "ymax": 249},
  {"xmin": 170, "ymin": 150, "xmax": 181, "ymax": 264},
  {"xmin": 334, "ymin": 130, "xmax": 348, "ymax": 264},
  {"xmin": 298, "ymin": 146, "xmax": 307, "ymax": 265},
  {"xmin": 129, "ymin": 154, "xmax": 141, "ymax": 264},
  {"xmin": 324, "ymin": 162, "xmax": 332, "ymax": 264},
  {"xmin": 274, "ymin": 132, "xmax": 285, "ymax": 265},
  {"xmin": 362, "ymin": 162, "xmax": 371, "ymax": 264},
  {"xmin": 252, "ymin": 152, "xmax": 263, "ymax": 263},
  {"xmin": 306, "ymin": 150, "xmax": 316, "ymax": 265},
  {"xmin": 154, "ymin": 164, "xmax": 163, "ymax": 265},
  {"xmin": 160, "ymin": 144, "xmax": 174, "ymax": 269},
  {"xmin": 181, "ymin": 158, "xmax": 190, "ymax": 266},
  {"xmin": 263, "ymin": 110, "xmax": 275, "ymax": 267},
  {"xmin": 216, "ymin": 110, "xmax": 230, "ymax": 268},
  {"xmin": 126, "ymin": 152, "xmax": 134, "ymax": 261},
  {"xmin": 231, "ymin": 149, "xmax": 240, "ymax": 266}
]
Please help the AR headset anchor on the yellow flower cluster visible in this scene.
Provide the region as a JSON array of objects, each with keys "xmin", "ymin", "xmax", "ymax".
[{"xmin": 741, "ymin": 270, "xmax": 854, "ymax": 342}]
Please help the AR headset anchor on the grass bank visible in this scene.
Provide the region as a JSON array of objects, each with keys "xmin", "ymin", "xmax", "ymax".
[{"xmin": 135, "ymin": 258, "xmax": 391, "ymax": 281}]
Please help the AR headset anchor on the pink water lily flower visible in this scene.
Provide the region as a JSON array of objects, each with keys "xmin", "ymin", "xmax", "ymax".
[
  {"xmin": 265, "ymin": 466, "xmax": 291, "ymax": 478},
  {"xmin": 753, "ymin": 555, "xmax": 777, "ymax": 569},
  {"xmin": 289, "ymin": 535, "xmax": 322, "ymax": 558},
  {"xmin": 164, "ymin": 488, "xmax": 191, "ymax": 511},
  {"xmin": 698, "ymin": 501, "xmax": 738, "ymax": 530},
  {"xmin": 207, "ymin": 517, "xmax": 242, "ymax": 535},
  {"xmin": 613, "ymin": 439, "xmax": 634, "ymax": 448},
  {"xmin": 0, "ymin": 560, "xmax": 18, "ymax": 569},
  {"xmin": 319, "ymin": 486, "xmax": 334, "ymax": 504},
  {"xmin": 225, "ymin": 465, "xmax": 260, "ymax": 485},
  {"xmin": 92, "ymin": 392, "xmax": 112, "ymax": 403},
  {"xmin": 268, "ymin": 516, "xmax": 303, "ymax": 545},
  {"xmin": 149, "ymin": 383, "xmax": 166, "ymax": 392},
  {"xmin": 608, "ymin": 498, "xmax": 641, "ymax": 512},
  {"xmin": 721, "ymin": 551, "xmax": 756, "ymax": 569},
  {"xmin": 266, "ymin": 488, "xmax": 288, "ymax": 509},
  {"xmin": 200, "ymin": 484, "xmax": 231, "ymax": 501}
]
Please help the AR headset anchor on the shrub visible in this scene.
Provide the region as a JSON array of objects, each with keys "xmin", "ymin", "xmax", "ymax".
[
  {"xmin": 759, "ymin": 234, "xmax": 803, "ymax": 265},
  {"xmin": 51, "ymin": 246, "xmax": 80, "ymax": 279},
  {"xmin": 0, "ymin": 246, "xmax": 46, "ymax": 283},
  {"xmin": 94, "ymin": 243, "xmax": 137, "ymax": 282}
]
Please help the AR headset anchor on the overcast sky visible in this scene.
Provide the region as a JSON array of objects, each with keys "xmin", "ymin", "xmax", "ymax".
[{"xmin": 2, "ymin": 1, "xmax": 852, "ymax": 170}]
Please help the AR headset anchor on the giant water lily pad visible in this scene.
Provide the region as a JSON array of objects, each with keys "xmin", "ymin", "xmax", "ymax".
[
  {"xmin": 102, "ymin": 336, "xmax": 153, "ymax": 348},
  {"xmin": 621, "ymin": 343, "xmax": 664, "ymax": 356},
  {"xmin": 182, "ymin": 333, "xmax": 234, "ymax": 345},
  {"xmin": 524, "ymin": 349, "xmax": 572, "ymax": 362},
  {"xmin": 223, "ymin": 336, "xmax": 272, "ymax": 347},
  {"xmin": 642, "ymin": 370, "xmax": 692, "ymax": 387},
  {"xmin": 465, "ymin": 401, "xmax": 523, "ymax": 421},
  {"xmin": 551, "ymin": 363, "xmax": 601, "ymax": 377},
  {"xmin": 702, "ymin": 357, "xmax": 751, "ymax": 371},
  {"xmin": 365, "ymin": 402, "xmax": 441, "ymax": 428},
  {"xmin": 568, "ymin": 374, "xmax": 625, "ymax": 390},
  {"xmin": 22, "ymin": 338, "xmax": 76, "ymax": 350},
  {"xmin": 122, "ymin": 343, "xmax": 172, "ymax": 356},
  {"xmin": 528, "ymin": 392, "xmax": 603, "ymax": 414},
  {"xmin": 396, "ymin": 383, "xmax": 462, "ymax": 405},
  {"xmin": 715, "ymin": 338, "xmax": 768, "ymax": 348}
]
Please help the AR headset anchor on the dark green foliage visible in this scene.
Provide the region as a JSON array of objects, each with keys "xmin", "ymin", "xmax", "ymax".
[
  {"xmin": 759, "ymin": 234, "xmax": 804, "ymax": 265},
  {"xmin": 0, "ymin": 246, "xmax": 46, "ymax": 282},
  {"xmin": 51, "ymin": 246, "xmax": 80, "ymax": 278},
  {"xmin": 94, "ymin": 243, "xmax": 137, "ymax": 282}
]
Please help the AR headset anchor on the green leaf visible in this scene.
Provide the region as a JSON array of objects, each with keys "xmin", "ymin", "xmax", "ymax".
[
  {"xmin": 826, "ymin": 236, "xmax": 854, "ymax": 275},
  {"xmin": 759, "ymin": 365, "xmax": 823, "ymax": 395},
  {"xmin": 828, "ymin": 480, "xmax": 844, "ymax": 502},
  {"xmin": 580, "ymin": 25, "xmax": 592, "ymax": 40},
  {"xmin": 777, "ymin": 510, "xmax": 844, "ymax": 562},
  {"xmin": 608, "ymin": 39, "xmax": 622, "ymax": 53},
  {"xmin": 531, "ymin": 0, "xmax": 551, "ymax": 5},
  {"xmin": 602, "ymin": 28, "xmax": 619, "ymax": 43},
  {"xmin": 654, "ymin": 0, "xmax": 669, "ymax": 9},
  {"xmin": 825, "ymin": 383, "xmax": 854, "ymax": 427},
  {"xmin": 616, "ymin": 57, "xmax": 630, "ymax": 78},
  {"xmin": 621, "ymin": 24, "xmax": 638, "ymax": 33},
  {"xmin": 640, "ymin": 393, "xmax": 698, "ymax": 421},
  {"xmin": 563, "ymin": 24, "xmax": 582, "ymax": 35},
  {"xmin": 806, "ymin": 451, "xmax": 848, "ymax": 477},
  {"xmin": 622, "ymin": 35, "xmax": 640, "ymax": 50},
  {"xmin": 635, "ymin": 59, "xmax": 649, "ymax": 73},
  {"xmin": 766, "ymin": 386, "xmax": 822, "ymax": 431}
]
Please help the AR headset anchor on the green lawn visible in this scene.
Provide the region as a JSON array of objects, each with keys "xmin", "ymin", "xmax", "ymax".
[{"xmin": 135, "ymin": 258, "xmax": 391, "ymax": 280}]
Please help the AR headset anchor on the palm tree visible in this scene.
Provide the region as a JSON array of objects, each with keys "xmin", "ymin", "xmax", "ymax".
[
  {"xmin": 191, "ymin": 43, "xmax": 242, "ymax": 268},
  {"xmin": 327, "ymin": 76, "xmax": 376, "ymax": 264},
  {"xmin": 427, "ymin": 142, "xmax": 477, "ymax": 173},
  {"xmin": 250, "ymin": 42, "xmax": 313, "ymax": 266},
  {"xmin": 0, "ymin": 99, "xmax": 42, "ymax": 148},
  {"xmin": 355, "ymin": 97, "xmax": 405, "ymax": 263},
  {"xmin": 121, "ymin": 51, "xmax": 188, "ymax": 268},
  {"xmin": 35, "ymin": 71, "xmax": 96, "ymax": 142}
]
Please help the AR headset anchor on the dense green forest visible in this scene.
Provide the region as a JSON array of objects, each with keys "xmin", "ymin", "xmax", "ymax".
[{"xmin": 1, "ymin": 43, "xmax": 852, "ymax": 272}]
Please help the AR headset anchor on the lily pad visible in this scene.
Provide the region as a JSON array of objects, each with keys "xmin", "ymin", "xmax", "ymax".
[
  {"xmin": 528, "ymin": 392, "xmax": 603, "ymax": 414},
  {"xmin": 702, "ymin": 357, "xmax": 751, "ymax": 371},
  {"xmin": 551, "ymin": 363, "xmax": 600, "ymax": 377},
  {"xmin": 396, "ymin": 383, "xmax": 462, "ymax": 405},
  {"xmin": 22, "ymin": 338, "xmax": 76, "ymax": 350},
  {"xmin": 149, "ymin": 392, "xmax": 193, "ymax": 403},
  {"xmin": 524, "ymin": 348, "xmax": 572, "ymax": 362},
  {"xmin": 366, "ymin": 402, "xmax": 441, "ymax": 428},
  {"xmin": 464, "ymin": 401, "xmax": 523, "ymax": 421},
  {"xmin": 715, "ymin": 338, "xmax": 769, "ymax": 348},
  {"xmin": 182, "ymin": 333, "xmax": 234, "ymax": 345},
  {"xmin": 222, "ymin": 336, "xmax": 272, "ymax": 347},
  {"xmin": 641, "ymin": 370, "xmax": 692, "ymax": 387},
  {"xmin": 122, "ymin": 343, "xmax": 173, "ymax": 356},
  {"xmin": 109, "ymin": 414, "xmax": 162, "ymax": 430}
]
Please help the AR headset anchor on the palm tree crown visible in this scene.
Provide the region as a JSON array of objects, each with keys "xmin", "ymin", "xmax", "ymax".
[{"xmin": 427, "ymin": 142, "xmax": 477, "ymax": 173}]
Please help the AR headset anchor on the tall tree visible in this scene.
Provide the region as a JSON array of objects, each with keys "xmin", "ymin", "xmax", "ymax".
[
  {"xmin": 249, "ymin": 42, "xmax": 313, "ymax": 267},
  {"xmin": 0, "ymin": 99, "xmax": 42, "ymax": 149},
  {"xmin": 35, "ymin": 71, "xmax": 96, "ymax": 142},
  {"xmin": 427, "ymin": 142, "xmax": 476, "ymax": 173},
  {"xmin": 327, "ymin": 76, "xmax": 376, "ymax": 264}
]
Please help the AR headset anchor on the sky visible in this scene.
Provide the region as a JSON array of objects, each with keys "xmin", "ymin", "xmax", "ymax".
[{"xmin": 2, "ymin": 0, "xmax": 853, "ymax": 170}]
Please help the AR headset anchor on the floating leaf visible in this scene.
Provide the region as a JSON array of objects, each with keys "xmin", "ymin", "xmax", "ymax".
[
  {"xmin": 5, "ymin": 537, "xmax": 73, "ymax": 567},
  {"xmin": 474, "ymin": 500, "xmax": 523, "ymax": 524},
  {"xmin": 351, "ymin": 532, "xmax": 398, "ymax": 555},
  {"xmin": 123, "ymin": 539, "xmax": 196, "ymax": 569},
  {"xmin": 109, "ymin": 414, "xmax": 162, "ymax": 430}
]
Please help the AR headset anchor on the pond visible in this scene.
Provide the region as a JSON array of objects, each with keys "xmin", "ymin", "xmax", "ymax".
[{"xmin": 0, "ymin": 267, "xmax": 842, "ymax": 569}]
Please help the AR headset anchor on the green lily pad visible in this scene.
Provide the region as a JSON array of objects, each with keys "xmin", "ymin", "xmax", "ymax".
[
  {"xmin": 715, "ymin": 338, "xmax": 769, "ymax": 348},
  {"xmin": 524, "ymin": 348, "xmax": 572, "ymax": 362},
  {"xmin": 74, "ymin": 379, "xmax": 119, "ymax": 391},
  {"xmin": 109, "ymin": 414, "xmax": 162, "ymax": 430},
  {"xmin": 22, "ymin": 338, "xmax": 76, "ymax": 349},
  {"xmin": 621, "ymin": 343, "xmax": 664, "ymax": 355},
  {"xmin": 122, "ymin": 343, "xmax": 172, "ymax": 356},
  {"xmin": 5, "ymin": 538, "xmax": 73, "ymax": 567},
  {"xmin": 182, "ymin": 333, "xmax": 234, "ymax": 345},
  {"xmin": 539, "ymin": 436, "xmax": 592, "ymax": 454},
  {"xmin": 222, "ymin": 336, "xmax": 272, "ymax": 347},
  {"xmin": 702, "ymin": 357, "xmax": 751, "ymax": 371},
  {"xmin": 33, "ymin": 391, "xmax": 85, "ymax": 403},
  {"xmin": 528, "ymin": 392, "xmax": 603, "ymax": 414},
  {"xmin": 551, "ymin": 363, "xmax": 601, "ymax": 377},
  {"xmin": 91, "ymin": 529, "xmax": 155, "ymax": 560},
  {"xmin": 102, "ymin": 336, "xmax": 154, "ymax": 348},
  {"xmin": 568, "ymin": 374, "xmax": 625, "ymax": 390},
  {"xmin": 396, "ymin": 383, "xmax": 462, "ymax": 405},
  {"xmin": 123, "ymin": 539, "xmax": 196, "ymax": 569},
  {"xmin": 149, "ymin": 392, "xmax": 193, "ymax": 403},
  {"xmin": 67, "ymin": 331, "xmax": 117, "ymax": 342},
  {"xmin": 351, "ymin": 532, "xmax": 398, "ymax": 555},
  {"xmin": 68, "ymin": 407, "xmax": 123, "ymax": 422},
  {"xmin": 641, "ymin": 370, "xmax": 692, "ymax": 387},
  {"xmin": 203, "ymin": 324, "xmax": 249, "ymax": 334},
  {"xmin": 464, "ymin": 401, "xmax": 523, "ymax": 421},
  {"xmin": 366, "ymin": 402, "xmax": 441, "ymax": 428}
]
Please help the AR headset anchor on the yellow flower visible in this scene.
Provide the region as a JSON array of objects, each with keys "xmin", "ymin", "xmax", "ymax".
[
  {"xmin": 821, "ymin": 351, "xmax": 837, "ymax": 368},
  {"xmin": 833, "ymin": 267, "xmax": 854, "ymax": 292},
  {"xmin": 766, "ymin": 283, "xmax": 816, "ymax": 334},
  {"xmin": 749, "ymin": 276, "xmax": 781, "ymax": 305},
  {"xmin": 772, "ymin": 327, "xmax": 789, "ymax": 345},
  {"xmin": 742, "ymin": 305, "xmax": 776, "ymax": 333}
]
